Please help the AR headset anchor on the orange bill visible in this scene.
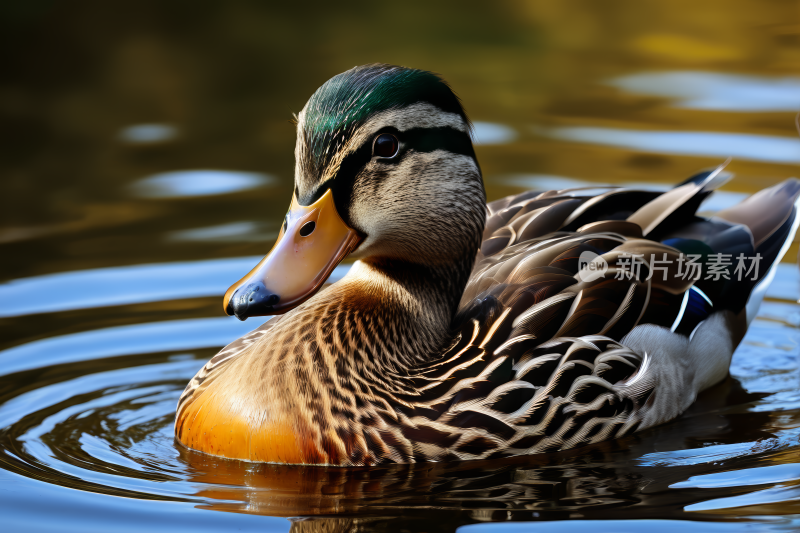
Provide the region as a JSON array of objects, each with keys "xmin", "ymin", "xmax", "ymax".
[{"xmin": 223, "ymin": 189, "xmax": 362, "ymax": 319}]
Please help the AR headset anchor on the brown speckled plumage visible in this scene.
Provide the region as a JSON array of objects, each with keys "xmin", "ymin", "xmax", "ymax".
[{"xmin": 175, "ymin": 64, "xmax": 800, "ymax": 465}]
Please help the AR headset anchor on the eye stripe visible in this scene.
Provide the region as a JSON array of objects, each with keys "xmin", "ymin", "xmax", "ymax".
[
  {"xmin": 298, "ymin": 125, "xmax": 475, "ymax": 207},
  {"xmin": 401, "ymin": 127, "xmax": 475, "ymax": 157}
]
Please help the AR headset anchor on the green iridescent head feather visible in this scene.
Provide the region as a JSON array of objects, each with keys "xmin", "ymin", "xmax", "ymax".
[{"xmin": 302, "ymin": 64, "xmax": 469, "ymax": 176}]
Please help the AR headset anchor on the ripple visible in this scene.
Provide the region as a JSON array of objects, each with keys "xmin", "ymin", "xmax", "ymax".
[
  {"xmin": 0, "ymin": 318, "xmax": 267, "ymax": 374},
  {"xmin": 118, "ymin": 124, "xmax": 179, "ymax": 144},
  {"xmin": 472, "ymin": 122, "xmax": 517, "ymax": 145},
  {"xmin": 129, "ymin": 170, "xmax": 275, "ymax": 198},
  {"xmin": 540, "ymin": 126, "xmax": 800, "ymax": 164},
  {"xmin": 0, "ymin": 259, "xmax": 351, "ymax": 317},
  {"xmin": 672, "ymin": 464, "xmax": 800, "ymax": 489},
  {"xmin": 0, "ymin": 470, "xmax": 290, "ymax": 533},
  {"xmin": 167, "ymin": 221, "xmax": 276, "ymax": 242},
  {"xmin": 502, "ymin": 174, "xmax": 599, "ymax": 191},
  {"xmin": 638, "ymin": 428, "xmax": 800, "ymax": 467},
  {"xmin": 686, "ymin": 484, "xmax": 800, "ymax": 512},
  {"xmin": 607, "ymin": 71, "xmax": 800, "ymax": 112},
  {"xmin": 457, "ymin": 519, "xmax": 790, "ymax": 532},
  {"xmin": 0, "ymin": 350, "xmax": 290, "ymax": 531},
  {"xmin": 765, "ymin": 264, "xmax": 800, "ymax": 301}
]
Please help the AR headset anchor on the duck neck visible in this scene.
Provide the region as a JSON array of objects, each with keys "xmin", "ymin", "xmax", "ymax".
[{"xmin": 329, "ymin": 254, "xmax": 474, "ymax": 372}]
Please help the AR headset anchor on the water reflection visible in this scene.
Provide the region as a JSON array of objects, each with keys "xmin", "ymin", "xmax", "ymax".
[
  {"xmin": 765, "ymin": 265, "xmax": 800, "ymax": 301},
  {"xmin": 459, "ymin": 519, "xmax": 795, "ymax": 532},
  {"xmin": 0, "ymin": 259, "xmax": 351, "ymax": 317},
  {"xmin": 472, "ymin": 122, "xmax": 517, "ymax": 145},
  {"xmin": 638, "ymin": 428, "xmax": 800, "ymax": 467},
  {"xmin": 0, "ymin": 318, "xmax": 263, "ymax": 374},
  {"xmin": 698, "ymin": 192, "xmax": 750, "ymax": 213},
  {"xmin": 685, "ymin": 483, "xmax": 800, "ymax": 513},
  {"xmin": 0, "ymin": 468, "xmax": 290, "ymax": 533},
  {"xmin": 118, "ymin": 123, "xmax": 179, "ymax": 144},
  {"xmin": 607, "ymin": 72, "xmax": 800, "ymax": 112},
  {"xmin": 167, "ymin": 221, "xmax": 274, "ymax": 243},
  {"xmin": 501, "ymin": 174, "xmax": 597, "ymax": 191},
  {"xmin": 130, "ymin": 170, "xmax": 275, "ymax": 198},
  {"xmin": 541, "ymin": 127, "xmax": 800, "ymax": 165},
  {"xmin": 672, "ymin": 464, "xmax": 800, "ymax": 489}
]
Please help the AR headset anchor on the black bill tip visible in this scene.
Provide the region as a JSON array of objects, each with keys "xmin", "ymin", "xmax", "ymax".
[{"xmin": 228, "ymin": 282, "xmax": 279, "ymax": 320}]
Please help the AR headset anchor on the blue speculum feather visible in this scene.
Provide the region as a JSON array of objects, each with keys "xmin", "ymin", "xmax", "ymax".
[{"xmin": 673, "ymin": 286, "xmax": 714, "ymax": 337}]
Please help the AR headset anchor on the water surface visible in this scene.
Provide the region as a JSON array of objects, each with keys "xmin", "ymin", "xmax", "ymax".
[{"xmin": 1, "ymin": 1, "xmax": 799, "ymax": 531}]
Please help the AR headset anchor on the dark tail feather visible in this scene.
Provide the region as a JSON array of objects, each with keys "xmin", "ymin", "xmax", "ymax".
[
  {"xmin": 713, "ymin": 179, "xmax": 800, "ymax": 323},
  {"xmin": 716, "ymin": 179, "xmax": 800, "ymax": 248},
  {"xmin": 627, "ymin": 163, "xmax": 732, "ymax": 238},
  {"xmin": 674, "ymin": 158, "xmax": 733, "ymax": 188}
]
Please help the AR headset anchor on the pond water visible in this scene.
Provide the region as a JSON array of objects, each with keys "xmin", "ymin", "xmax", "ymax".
[{"xmin": 1, "ymin": 1, "xmax": 800, "ymax": 532}]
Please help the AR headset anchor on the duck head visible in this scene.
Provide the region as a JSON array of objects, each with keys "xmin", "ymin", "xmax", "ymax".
[{"xmin": 224, "ymin": 64, "xmax": 486, "ymax": 320}]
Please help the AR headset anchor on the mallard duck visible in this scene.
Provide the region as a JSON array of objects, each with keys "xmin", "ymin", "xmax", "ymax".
[{"xmin": 175, "ymin": 64, "xmax": 800, "ymax": 466}]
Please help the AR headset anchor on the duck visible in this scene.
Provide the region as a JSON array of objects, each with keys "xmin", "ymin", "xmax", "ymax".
[{"xmin": 175, "ymin": 63, "xmax": 800, "ymax": 466}]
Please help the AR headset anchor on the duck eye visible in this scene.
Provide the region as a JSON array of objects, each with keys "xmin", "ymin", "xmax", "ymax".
[{"xmin": 373, "ymin": 133, "xmax": 399, "ymax": 158}]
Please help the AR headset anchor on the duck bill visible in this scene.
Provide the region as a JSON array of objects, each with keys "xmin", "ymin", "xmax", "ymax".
[{"xmin": 223, "ymin": 189, "xmax": 361, "ymax": 320}]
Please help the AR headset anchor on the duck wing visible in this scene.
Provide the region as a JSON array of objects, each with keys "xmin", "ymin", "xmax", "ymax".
[{"xmin": 388, "ymin": 173, "xmax": 800, "ymax": 462}]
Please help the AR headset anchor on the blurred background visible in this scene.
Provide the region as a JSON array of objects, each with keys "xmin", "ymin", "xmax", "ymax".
[
  {"xmin": 3, "ymin": 0, "xmax": 799, "ymax": 281},
  {"xmin": 1, "ymin": 1, "xmax": 800, "ymax": 531}
]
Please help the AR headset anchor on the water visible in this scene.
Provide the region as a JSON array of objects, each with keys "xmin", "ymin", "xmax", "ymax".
[{"xmin": 1, "ymin": 1, "xmax": 800, "ymax": 531}]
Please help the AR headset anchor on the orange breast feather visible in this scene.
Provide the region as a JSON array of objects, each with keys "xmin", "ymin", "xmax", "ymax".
[{"xmin": 175, "ymin": 382, "xmax": 324, "ymax": 464}]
